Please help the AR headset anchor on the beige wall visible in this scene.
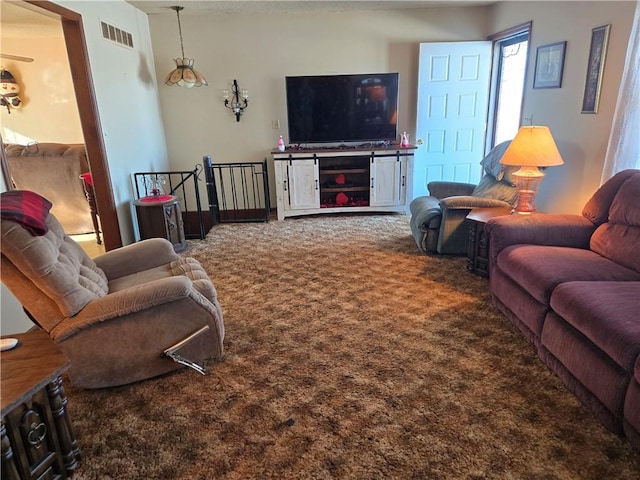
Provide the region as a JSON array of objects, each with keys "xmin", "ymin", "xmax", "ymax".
[
  {"xmin": 1, "ymin": 25, "xmax": 83, "ymax": 144},
  {"xmin": 489, "ymin": 1, "xmax": 636, "ymax": 213},
  {"xmin": 149, "ymin": 6, "xmax": 491, "ymax": 204},
  {"xmin": 148, "ymin": 1, "xmax": 635, "ymax": 215},
  {"xmin": 1, "ymin": 0, "xmax": 168, "ymax": 335}
]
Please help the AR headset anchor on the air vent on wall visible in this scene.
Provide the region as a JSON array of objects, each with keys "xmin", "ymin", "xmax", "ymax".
[{"xmin": 101, "ymin": 21, "xmax": 134, "ymax": 48}]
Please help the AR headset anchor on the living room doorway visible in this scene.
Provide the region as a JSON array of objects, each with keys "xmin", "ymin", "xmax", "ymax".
[{"xmin": 0, "ymin": 0, "xmax": 122, "ymax": 251}]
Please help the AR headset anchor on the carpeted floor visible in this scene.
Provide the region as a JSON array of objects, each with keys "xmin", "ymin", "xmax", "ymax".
[{"xmin": 67, "ymin": 214, "xmax": 639, "ymax": 479}]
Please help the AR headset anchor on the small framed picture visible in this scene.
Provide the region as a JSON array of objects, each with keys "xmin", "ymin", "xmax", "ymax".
[
  {"xmin": 581, "ymin": 24, "xmax": 611, "ymax": 114},
  {"xmin": 533, "ymin": 41, "xmax": 567, "ymax": 89}
]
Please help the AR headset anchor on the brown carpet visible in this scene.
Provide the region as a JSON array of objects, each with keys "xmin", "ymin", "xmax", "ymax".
[{"xmin": 67, "ymin": 214, "xmax": 639, "ymax": 479}]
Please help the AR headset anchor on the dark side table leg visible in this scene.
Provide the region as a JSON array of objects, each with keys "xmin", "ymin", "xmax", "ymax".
[{"xmin": 46, "ymin": 377, "xmax": 81, "ymax": 476}]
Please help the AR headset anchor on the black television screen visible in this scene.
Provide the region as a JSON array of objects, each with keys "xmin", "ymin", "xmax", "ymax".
[{"xmin": 285, "ymin": 73, "xmax": 399, "ymax": 144}]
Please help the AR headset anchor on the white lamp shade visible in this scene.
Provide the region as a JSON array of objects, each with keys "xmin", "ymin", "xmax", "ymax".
[{"xmin": 500, "ymin": 126, "xmax": 564, "ymax": 167}]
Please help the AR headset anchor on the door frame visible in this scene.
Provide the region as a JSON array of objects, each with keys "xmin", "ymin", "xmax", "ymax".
[
  {"xmin": 1, "ymin": 0, "xmax": 122, "ymax": 250},
  {"xmin": 486, "ymin": 22, "xmax": 533, "ymax": 151}
]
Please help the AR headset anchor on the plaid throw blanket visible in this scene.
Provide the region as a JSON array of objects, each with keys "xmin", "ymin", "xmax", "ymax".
[{"xmin": 0, "ymin": 190, "xmax": 52, "ymax": 236}]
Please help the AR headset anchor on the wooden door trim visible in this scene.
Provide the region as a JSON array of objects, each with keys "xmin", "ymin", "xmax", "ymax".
[{"xmin": 25, "ymin": 0, "xmax": 122, "ymax": 250}]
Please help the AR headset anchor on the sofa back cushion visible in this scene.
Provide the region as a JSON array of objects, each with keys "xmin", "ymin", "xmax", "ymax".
[
  {"xmin": 582, "ymin": 169, "xmax": 640, "ymax": 225},
  {"xmin": 472, "ymin": 141, "xmax": 519, "ymax": 204},
  {"xmin": 472, "ymin": 175, "xmax": 518, "ymax": 204},
  {"xmin": 1, "ymin": 213, "xmax": 108, "ymax": 322},
  {"xmin": 479, "ymin": 140, "xmax": 518, "ymax": 185},
  {"xmin": 590, "ymin": 171, "xmax": 640, "ymax": 273}
]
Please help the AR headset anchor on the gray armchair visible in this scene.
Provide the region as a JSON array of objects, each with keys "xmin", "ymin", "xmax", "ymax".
[{"xmin": 409, "ymin": 141, "xmax": 518, "ymax": 255}]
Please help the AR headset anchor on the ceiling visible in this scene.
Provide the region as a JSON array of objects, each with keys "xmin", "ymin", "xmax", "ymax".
[
  {"xmin": 1, "ymin": 1, "xmax": 61, "ymax": 36},
  {"xmin": 126, "ymin": 0, "xmax": 496, "ymax": 16},
  {"xmin": 0, "ymin": 1, "xmax": 497, "ymax": 31}
]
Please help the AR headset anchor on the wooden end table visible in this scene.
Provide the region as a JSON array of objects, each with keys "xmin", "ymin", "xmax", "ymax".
[
  {"xmin": 466, "ymin": 207, "xmax": 512, "ymax": 277},
  {"xmin": 1, "ymin": 330, "xmax": 81, "ymax": 479},
  {"xmin": 134, "ymin": 195, "xmax": 186, "ymax": 252}
]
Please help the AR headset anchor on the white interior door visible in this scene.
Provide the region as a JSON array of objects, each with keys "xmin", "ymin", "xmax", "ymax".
[{"xmin": 413, "ymin": 41, "xmax": 492, "ymax": 199}]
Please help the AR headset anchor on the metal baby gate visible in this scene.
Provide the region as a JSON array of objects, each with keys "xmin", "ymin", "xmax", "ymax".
[
  {"xmin": 203, "ymin": 155, "xmax": 270, "ymax": 224},
  {"xmin": 133, "ymin": 156, "xmax": 270, "ymax": 240}
]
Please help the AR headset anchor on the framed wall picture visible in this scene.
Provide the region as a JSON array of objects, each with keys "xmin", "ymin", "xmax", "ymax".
[
  {"xmin": 581, "ymin": 24, "xmax": 611, "ymax": 113},
  {"xmin": 533, "ymin": 41, "xmax": 567, "ymax": 89}
]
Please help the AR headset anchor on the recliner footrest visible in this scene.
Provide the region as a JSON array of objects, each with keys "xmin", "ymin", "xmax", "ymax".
[{"xmin": 162, "ymin": 325, "xmax": 210, "ymax": 375}]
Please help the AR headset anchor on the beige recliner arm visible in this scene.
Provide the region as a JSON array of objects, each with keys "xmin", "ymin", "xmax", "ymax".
[
  {"xmin": 94, "ymin": 238, "xmax": 180, "ymax": 280},
  {"xmin": 50, "ymin": 276, "xmax": 217, "ymax": 339}
]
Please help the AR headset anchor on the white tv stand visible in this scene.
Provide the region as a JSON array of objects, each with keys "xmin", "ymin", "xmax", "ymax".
[{"xmin": 272, "ymin": 145, "xmax": 415, "ymax": 221}]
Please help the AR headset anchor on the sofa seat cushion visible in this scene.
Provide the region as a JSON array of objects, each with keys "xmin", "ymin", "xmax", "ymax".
[
  {"xmin": 496, "ymin": 245, "xmax": 640, "ymax": 305},
  {"xmin": 550, "ymin": 281, "xmax": 640, "ymax": 371}
]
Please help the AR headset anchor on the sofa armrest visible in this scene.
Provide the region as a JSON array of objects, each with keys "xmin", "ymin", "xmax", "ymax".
[
  {"xmin": 486, "ymin": 214, "xmax": 596, "ymax": 264},
  {"xmin": 94, "ymin": 238, "xmax": 180, "ymax": 280},
  {"xmin": 428, "ymin": 181, "xmax": 476, "ymax": 199},
  {"xmin": 50, "ymin": 276, "xmax": 211, "ymax": 341}
]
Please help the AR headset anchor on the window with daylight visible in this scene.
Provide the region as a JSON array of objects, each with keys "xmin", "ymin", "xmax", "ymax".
[{"xmin": 487, "ymin": 23, "xmax": 532, "ymax": 150}]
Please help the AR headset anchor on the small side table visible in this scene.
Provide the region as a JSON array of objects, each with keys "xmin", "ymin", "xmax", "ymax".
[
  {"xmin": 466, "ymin": 207, "xmax": 512, "ymax": 277},
  {"xmin": 134, "ymin": 195, "xmax": 186, "ymax": 252},
  {"xmin": 1, "ymin": 330, "xmax": 81, "ymax": 479}
]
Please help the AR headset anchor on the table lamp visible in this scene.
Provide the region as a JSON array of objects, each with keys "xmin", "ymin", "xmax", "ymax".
[{"xmin": 500, "ymin": 126, "xmax": 564, "ymax": 214}]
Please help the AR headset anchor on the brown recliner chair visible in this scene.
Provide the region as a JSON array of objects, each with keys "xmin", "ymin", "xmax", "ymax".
[{"xmin": 1, "ymin": 196, "xmax": 224, "ymax": 389}]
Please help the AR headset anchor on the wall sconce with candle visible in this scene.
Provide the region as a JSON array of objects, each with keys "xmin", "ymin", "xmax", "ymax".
[
  {"xmin": 223, "ymin": 80, "xmax": 248, "ymax": 122},
  {"xmin": 500, "ymin": 125, "xmax": 564, "ymax": 214}
]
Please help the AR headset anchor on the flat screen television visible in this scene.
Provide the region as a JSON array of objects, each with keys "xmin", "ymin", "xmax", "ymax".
[{"xmin": 285, "ymin": 73, "xmax": 399, "ymax": 145}]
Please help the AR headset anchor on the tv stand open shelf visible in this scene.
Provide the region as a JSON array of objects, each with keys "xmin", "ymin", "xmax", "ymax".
[{"xmin": 272, "ymin": 146, "xmax": 414, "ymax": 220}]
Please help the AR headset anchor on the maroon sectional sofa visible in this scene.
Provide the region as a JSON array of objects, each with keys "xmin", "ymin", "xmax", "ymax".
[{"xmin": 485, "ymin": 169, "xmax": 640, "ymax": 450}]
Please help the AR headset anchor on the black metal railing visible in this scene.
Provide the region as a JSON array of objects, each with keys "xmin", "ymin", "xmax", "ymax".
[
  {"xmin": 203, "ymin": 156, "xmax": 270, "ymax": 224},
  {"xmin": 133, "ymin": 168, "xmax": 206, "ymax": 239}
]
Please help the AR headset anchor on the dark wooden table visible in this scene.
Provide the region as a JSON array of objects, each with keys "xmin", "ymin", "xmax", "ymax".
[
  {"xmin": 134, "ymin": 195, "xmax": 186, "ymax": 252},
  {"xmin": 1, "ymin": 330, "xmax": 81, "ymax": 479},
  {"xmin": 466, "ymin": 206, "xmax": 512, "ymax": 277}
]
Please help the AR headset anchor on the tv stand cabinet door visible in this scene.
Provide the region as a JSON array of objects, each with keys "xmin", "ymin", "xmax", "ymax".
[
  {"xmin": 370, "ymin": 155, "xmax": 405, "ymax": 206},
  {"xmin": 286, "ymin": 159, "xmax": 320, "ymax": 211}
]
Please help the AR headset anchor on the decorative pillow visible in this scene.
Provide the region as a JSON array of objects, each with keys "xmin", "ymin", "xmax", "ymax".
[
  {"xmin": 480, "ymin": 141, "xmax": 518, "ymax": 185},
  {"xmin": 0, "ymin": 190, "xmax": 52, "ymax": 236},
  {"xmin": 471, "ymin": 175, "xmax": 518, "ymax": 204}
]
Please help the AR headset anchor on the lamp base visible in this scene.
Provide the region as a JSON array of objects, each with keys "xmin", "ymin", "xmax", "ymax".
[{"xmin": 511, "ymin": 166, "xmax": 545, "ymax": 215}]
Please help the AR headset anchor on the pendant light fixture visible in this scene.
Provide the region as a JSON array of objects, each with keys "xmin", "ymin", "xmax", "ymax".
[{"xmin": 165, "ymin": 6, "xmax": 207, "ymax": 88}]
